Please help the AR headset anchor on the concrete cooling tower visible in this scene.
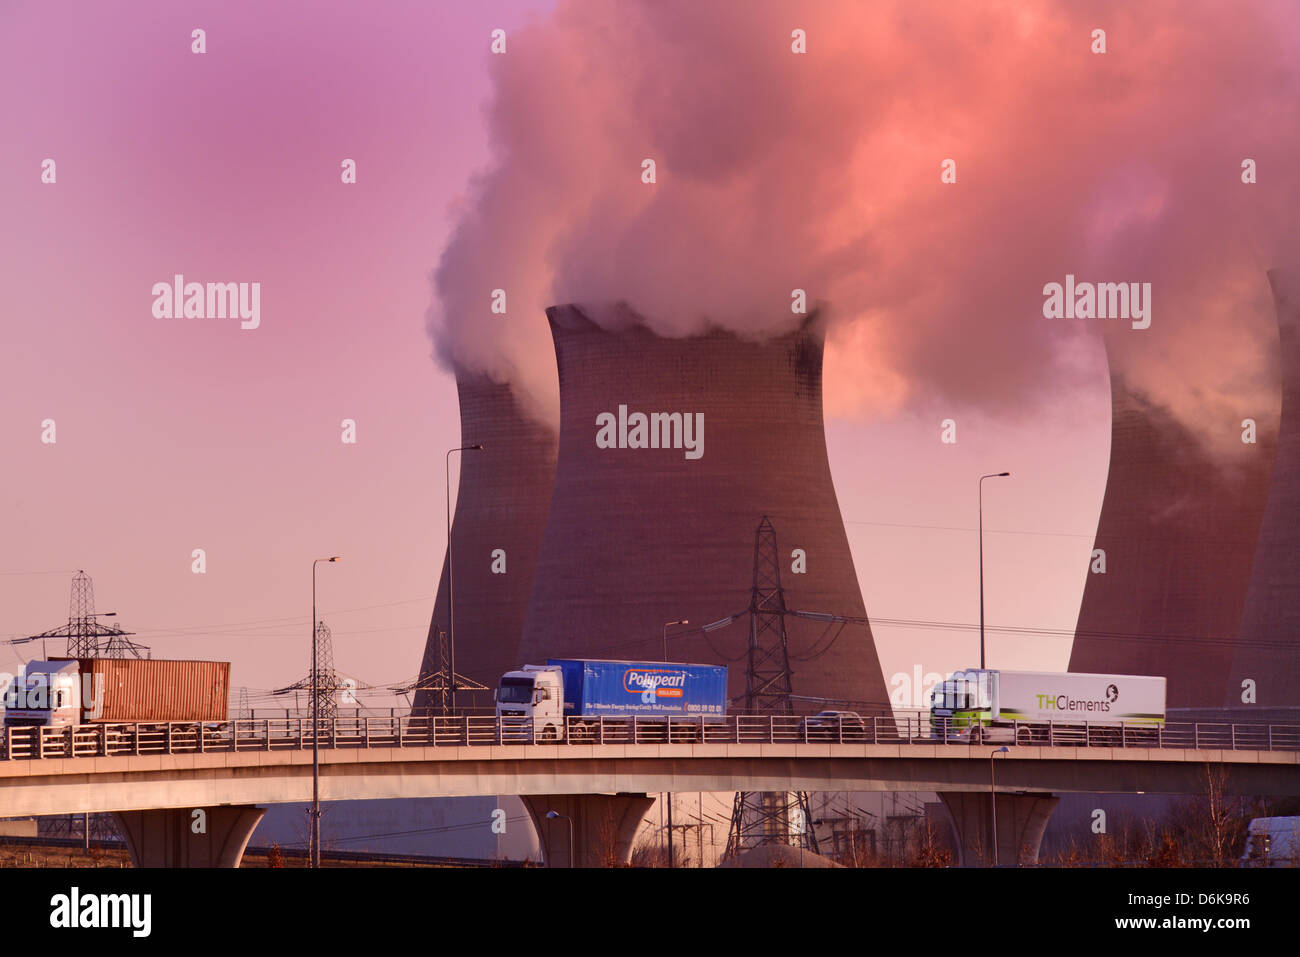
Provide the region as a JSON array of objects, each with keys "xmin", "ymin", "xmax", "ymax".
[
  {"xmin": 515, "ymin": 304, "xmax": 891, "ymax": 713},
  {"xmin": 1230, "ymin": 268, "xmax": 1300, "ymax": 708},
  {"xmin": 1069, "ymin": 356, "xmax": 1277, "ymax": 708},
  {"xmin": 413, "ymin": 369, "xmax": 557, "ymax": 714}
]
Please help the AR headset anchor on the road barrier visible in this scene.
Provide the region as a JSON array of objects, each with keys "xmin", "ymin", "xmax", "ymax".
[{"xmin": 3, "ymin": 712, "xmax": 1298, "ymax": 760}]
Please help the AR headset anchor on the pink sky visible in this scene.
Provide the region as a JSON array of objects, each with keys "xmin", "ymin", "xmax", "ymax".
[{"xmin": 1, "ymin": 1, "xmax": 1288, "ymax": 712}]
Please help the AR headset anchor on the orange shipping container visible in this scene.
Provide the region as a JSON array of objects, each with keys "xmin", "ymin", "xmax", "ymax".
[{"xmin": 71, "ymin": 658, "xmax": 230, "ymax": 723}]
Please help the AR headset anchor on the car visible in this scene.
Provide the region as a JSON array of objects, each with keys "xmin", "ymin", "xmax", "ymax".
[{"xmin": 801, "ymin": 710, "xmax": 869, "ymax": 741}]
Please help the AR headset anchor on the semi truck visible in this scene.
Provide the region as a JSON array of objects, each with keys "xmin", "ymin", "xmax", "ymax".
[
  {"xmin": 3, "ymin": 657, "xmax": 231, "ymax": 727},
  {"xmin": 495, "ymin": 658, "xmax": 728, "ymax": 742},
  {"xmin": 928, "ymin": 668, "xmax": 1166, "ymax": 745}
]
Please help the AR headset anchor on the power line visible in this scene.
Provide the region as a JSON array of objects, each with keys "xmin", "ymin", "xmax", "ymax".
[
  {"xmin": 472, "ymin": 604, "xmax": 1296, "ymax": 665},
  {"xmin": 869, "ymin": 616, "xmax": 1300, "ymax": 652},
  {"xmin": 318, "ymin": 814, "xmax": 534, "ymax": 845},
  {"xmin": 844, "ymin": 519, "xmax": 1094, "ymax": 539},
  {"xmin": 138, "ymin": 623, "xmax": 430, "ymax": 641},
  {"xmin": 122, "ymin": 595, "xmax": 437, "ymax": 638},
  {"xmin": 843, "ymin": 517, "xmax": 1269, "ymax": 549},
  {"xmin": 0, "ymin": 569, "xmax": 81, "ymax": 577},
  {"xmin": 9, "ymin": 607, "xmax": 1288, "ymax": 661}
]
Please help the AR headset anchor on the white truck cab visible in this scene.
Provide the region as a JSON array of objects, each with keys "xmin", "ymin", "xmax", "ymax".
[
  {"xmin": 495, "ymin": 665, "xmax": 565, "ymax": 740},
  {"xmin": 3, "ymin": 661, "xmax": 81, "ymax": 727}
]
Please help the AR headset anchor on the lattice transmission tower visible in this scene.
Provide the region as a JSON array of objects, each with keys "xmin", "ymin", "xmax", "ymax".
[
  {"xmin": 725, "ymin": 517, "xmax": 820, "ymax": 859},
  {"xmin": 311, "ymin": 620, "xmax": 338, "ymax": 722},
  {"xmin": 270, "ymin": 620, "xmax": 346, "ymax": 720},
  {"xmin": 17, "ymin": 571, "xmax": 144, "ymax": 843},
  {"xmin": 398, "ymin": 626, "xmax": 486, "ymax": 716},
  {"xmin": 23, "ymin": 570, "xmax": 149, "ymax": 659}
]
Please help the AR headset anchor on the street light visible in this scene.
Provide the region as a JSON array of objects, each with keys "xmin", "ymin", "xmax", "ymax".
[
  {"xmin": 546, "ymin": 810, "xmax": 574, "ymax": 868},
  {"xmin": 311, "ymin": 555, "xmax": 341, "ymax": 869},
  {"xmin": 446, "ymin": 444, "xmax": 484, "ymax": 714},
  {"xmin": 990, "ymin": 746, "xmax": 1009, "ymax": 866},
  {"xmin": 661, "ymin": 619, "xmax": 689, "ymax": 661},
  {"xmin": 660, "ymin": 618, "xmax": 688, "ymax": 869},
  {"xmin": 978, "ymin": 472, "xmax": 1010, "ymax": 670}
]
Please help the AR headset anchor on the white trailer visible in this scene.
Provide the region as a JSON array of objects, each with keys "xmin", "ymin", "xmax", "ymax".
[{"xmin": 929, "ymin": 669, "xmax": 1166, "ymax": 745}]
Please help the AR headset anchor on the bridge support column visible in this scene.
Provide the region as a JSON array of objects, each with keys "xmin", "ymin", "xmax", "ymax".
[
  {"xmin": 938, "ymin": 792, "xmax": 1058, "ymax": 866},
  {"xmin": 112, "ymin": 805, "xmax": 265, "ymax": 868},
  {"xmin": 522, "ymin": 793, "xmax": 655, "ymax": 868}
]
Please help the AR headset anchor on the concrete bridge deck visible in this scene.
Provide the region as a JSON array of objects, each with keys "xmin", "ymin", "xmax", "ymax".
[{"xmin": 6, "ymin": 717, "xmax": 1298, "ymax": 867}]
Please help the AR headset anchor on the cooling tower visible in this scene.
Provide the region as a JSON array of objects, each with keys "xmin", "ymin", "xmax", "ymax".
[
  {"xmin": 1069, "ymin": 356, "xmax": 1277, "ymax": 708},
  {"xmin": 1230, "ymin": 268, "xmax": 1300, "ymax": 707},
  {"xmin": 413, "ymin": 369, "xmax": 557, "ymax": 714},
  {"xmin": 516, "ymin": 304, "xmax": 891, "ymax": 713}
]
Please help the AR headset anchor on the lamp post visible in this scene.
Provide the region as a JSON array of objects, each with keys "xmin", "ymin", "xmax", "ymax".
[
  {"xmin": 660, "ymin": 618, "xmax": 688, "ymax": 869},
  {"xmin": 990, "ymin": 746, "xmax": 1009, "ymax": 866},
  {"xmin": 446, "ymin": 444, "xmax": 484, "ymax": 714},
  {"xmin": 546, "ymin": 810, "xmax": 574, "ymax": 868},
  {"xmin": 978, "ymin": 472, "xmax": 1010, "ymax": 670},
  {"xmin": 661, "ymin": 619, "xmax": 689, "ymax": 661},
  {"xmin": 311, "ymin": 556, "xmax": 341, "ymax": 869}
]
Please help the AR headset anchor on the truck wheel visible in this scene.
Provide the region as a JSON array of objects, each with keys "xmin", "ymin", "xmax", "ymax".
[{"xmin": 540, "ymin": 724, "xmax": 558, "ymax": 742}]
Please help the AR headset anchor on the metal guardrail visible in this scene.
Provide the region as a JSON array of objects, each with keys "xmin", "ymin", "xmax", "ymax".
[{"xmin": 2, "ymin": 713, "xmax": 1299, "ymax": 760}]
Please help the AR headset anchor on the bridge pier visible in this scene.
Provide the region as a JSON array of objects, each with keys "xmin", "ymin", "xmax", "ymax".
[
  {"xmin": 939, "ymin": 792, "xmax": 1058, "ymax": 866},
  {"xmin": 112, "ymin": 805, "xmax": 266, "ymax": 868},
  {"xmin": 522, "ymin": 793, "xmax": 655, "ymax": 867}
]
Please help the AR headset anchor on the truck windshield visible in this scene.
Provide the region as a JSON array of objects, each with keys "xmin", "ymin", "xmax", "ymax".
[
  {"xmin": 933, "ymin": 681, "xmax": 979, "ymax": 710},
  {"xmin": 496, "ymin": 678, "xmax": 534, "ymax": 704}
]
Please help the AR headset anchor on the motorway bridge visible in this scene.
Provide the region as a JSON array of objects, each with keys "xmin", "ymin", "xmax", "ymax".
[{"xmin": 2, "ymin": 713, "xmax": 1298, "ymax": 867}]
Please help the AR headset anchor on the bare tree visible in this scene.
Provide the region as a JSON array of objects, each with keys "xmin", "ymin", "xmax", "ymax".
[
  {"xmin": 629, "ymin": 833, "xmax": 669, "ymax": 868},
  {"xmin": 592, "ymin": 805, "xmax": 626, "ymax": 868},
  {"xmin": 1163, "ymin": 762, "xmax": 1249, "ymax": 865},
  {"xmin": 1200, "ymin": 762, "xmax": 1235, "ymax": 866},
  {"xmin": 913, "ymin": 819, "xmax": 953, "ymax": 868},
  {"xmin": 1146, "ymin": 829, "xmax": 1185, "ymax": 868}
]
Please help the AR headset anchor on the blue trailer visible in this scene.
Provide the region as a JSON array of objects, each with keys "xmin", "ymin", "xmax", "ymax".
[
  {"xmin": 495, "ymin": 657, "xmax": 728, "ymax": 741},
  {"xmin": 547, "ymin": 658, "xmax": 728, "ymax": 718}
]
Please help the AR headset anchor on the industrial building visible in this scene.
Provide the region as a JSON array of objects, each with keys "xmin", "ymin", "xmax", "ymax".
[
  {"xmin": 1069, "ymin": 358, "xmax": 1277, "ymax": 707},
  {"xmin": 516, "ymin": 304, "xmax": 891, "ymax": 714},
  {"xmin": 413, "ymin": 369, "xmax": 557, "ymax": 714},
  {"xmin": 1230, "ymin": 268, "xmax": 1300, "ymax": 708}
]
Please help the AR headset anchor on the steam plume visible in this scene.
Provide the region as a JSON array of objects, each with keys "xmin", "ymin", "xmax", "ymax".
[{"xmin": 428, "ymin": 0, "xmax": 1300, "ymax": 441}]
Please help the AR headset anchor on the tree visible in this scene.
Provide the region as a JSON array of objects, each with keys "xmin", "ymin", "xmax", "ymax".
[{"xmin": 1161, "ymin": 762, "xmax": 1250, "ymax": 865}]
